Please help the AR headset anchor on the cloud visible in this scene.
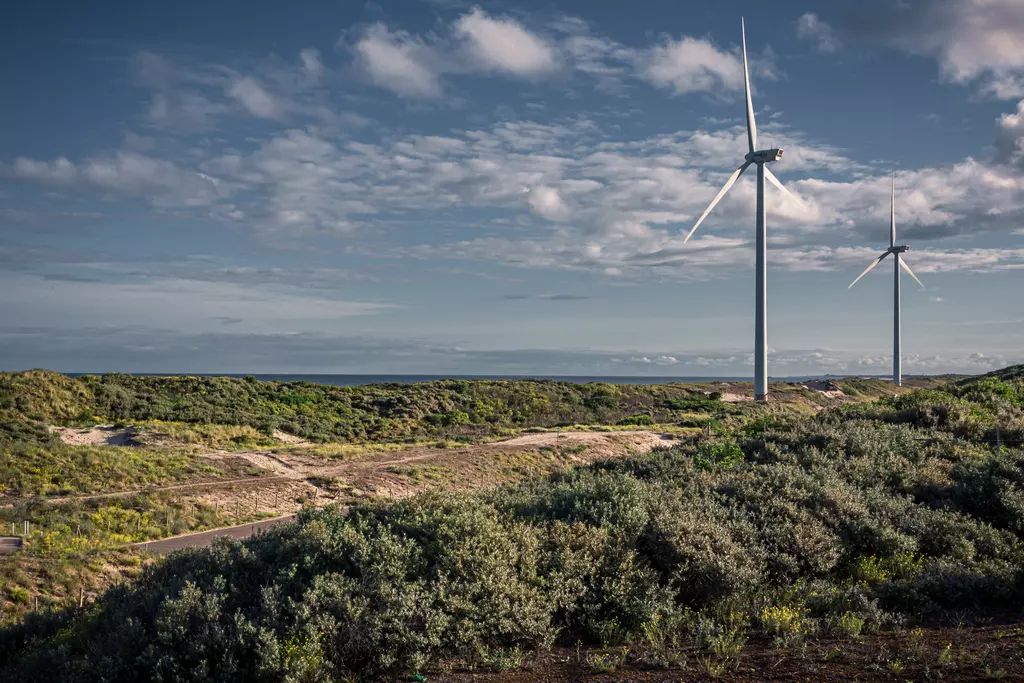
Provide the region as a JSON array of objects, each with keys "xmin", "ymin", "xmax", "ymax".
[
  {"xmin": 796, "ymin": 13, "xmax": 840, "ymax": 54},
  {"xmin": 995, "ymin": 99, "xmax": 1024, "ymax": 167},
  {"xmin": 0, "ymin": 272, "xmax": 395, "ymax": 336},
  {"xmin": 0, "ymin": 321, "xmax": 1018, "ymax": 376},
  {"xmin": 502, "ymin": 293, "xmax": 592, "ymax": 301},
  {"xmin": 352, "ymin": 23, "xmax": 444, "ymax": 98},
  {"xmin": 849, "ymin": 0, "xmax": 1024, "ymax": 98},
  {"xmin": 3, "ymin": 151, "xmax": 222, "ymax": 207},
  {"xmin": 454, "ymin": 8, "xmax": 557, "ymax": 75},
  {"xmin": 348, "ymin": 12, "xmax": 767, "ymax": 100},
  {"xmin": 228, "ymin": 77, "xmax": 284, "ymax": 119},
  {"xmin": 299, "ymin": 48, "xmax": 324, "ymax": 79},
  {"xmin": 641, "ymin": 36, "xmax": 744, "ymax": 95},
  {"xmin": 527, "ymin": 186, "xmax": 570, "ymax": 221},
  {"xmin": 627, "ymin": 355, "xmax": 680, "ymax": 366},
  {"xmin": 122, "ymin": 131, "xmax": 155, "ymax": 151},
  {"xmin": 12, "ymin": 103, "xmax": 1024, "ymax": 266},
  {"xmin": 129, "ymin": 48, "xmax": 349, "ymax": 132}
]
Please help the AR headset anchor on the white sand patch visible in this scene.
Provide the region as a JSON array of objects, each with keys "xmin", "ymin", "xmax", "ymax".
[
  {"xmin": 53, "ymin": 425, "xmax": 138, "ymax": 446},
  {"xmin": 272, "ymin": 430, "xmax": 309, "ymax": 446}
]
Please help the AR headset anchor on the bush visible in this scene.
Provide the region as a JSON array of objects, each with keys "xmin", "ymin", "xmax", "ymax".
[{"xmin": 3, "ymin": 368, "xmax": 1024, "ymax": 680}]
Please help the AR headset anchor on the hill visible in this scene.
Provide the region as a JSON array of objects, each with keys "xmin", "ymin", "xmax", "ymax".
[{"xmin": 0, "ymin": 368, "xmax": 1022, "ymax": 680}]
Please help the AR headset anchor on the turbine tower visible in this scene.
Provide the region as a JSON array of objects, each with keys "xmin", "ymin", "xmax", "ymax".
[
  {"xmin": 848, "ymin": 175, "xmax": 925, "ymax": 386},
  {"xmin": 683, "ymin": 18, "xmax": 802, "ymax": 401}
]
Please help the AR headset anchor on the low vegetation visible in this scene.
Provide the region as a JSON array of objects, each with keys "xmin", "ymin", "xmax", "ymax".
[
  {"xmin": 0, "ymin": 369, "xmax": 922, "ymax": 444},
  {"xmin": 0, "ymin": 366, "xmax": 1021, "ymax": 680},
  {"xmin": 0, "ymin": 442, "xmax": 216, "ymax": 497}
]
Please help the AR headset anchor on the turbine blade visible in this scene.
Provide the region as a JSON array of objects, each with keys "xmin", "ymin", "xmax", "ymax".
[
  {"xmin": 741, "ymin": 18, "xmax": 757, "ymax": 154},
  {"xmin": 899, "ymin": 257, "xmax": 925, "ymax": 289},
  {"xmin": 683, "ymin": 162, "xmax": 750, "ymax": 244},
  {"xmin": 764, "ymin": 167, "xmax": 804, "ymax": 209},
  {"xmin": 848, "ymin": 252, "xmax": 890, "ymax": 289},
  {"xmin": 890, "ymin": 174, "xmax": 896, "ymax": 247}
]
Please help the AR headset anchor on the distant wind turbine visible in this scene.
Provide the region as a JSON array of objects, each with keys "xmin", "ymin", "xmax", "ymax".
[
  {"xmin": 848, "ymin": 174, "xmax": 925, "ymax": 386},
  {"xmin": 683, "ymin": 18, "xmax": 804, "ymax": 401}
]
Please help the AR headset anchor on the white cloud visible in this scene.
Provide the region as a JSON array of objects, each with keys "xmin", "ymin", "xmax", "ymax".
[
  {"xmin": 527, "ymin": 186, "xmax": 570, "ymax": 221},
  {"xmin": 299, "ymin": 48, "xmax": 324, "ymax": 79},
  {"xmin": 995, "ymin": 99, "xmax": 1024, "ymax": 166},
  {"xmin": 0, "ymin": 272, "xmax": 394, "ymax": 336},
  {"xmin": 352, "ymin": 23, "xmax": 444, "ymax": 98},
  {"xmin": 146, "ymin": 91, "xmax": 229, "ymax": 132},
  {"xmin": 11, "ymin": 97, "xmax": 1024, "ymax": 278},
  {"xmin": 5, "ymin": 152, "xmax": 222, "ymax": 207},
  {"xmin": 228, "ymin": 77, "xmax": 283, "ymax": 119},
  {"xmin": 454, "ymin": 8, "xmax": 557, "ymax": 75},
  {"xmin": 627, "ymin": 355, "xmax": 680, "ymax": 365},
  {"xmin": 128, "ymin": 48, "xmax": 349, "ymax": 130},
  {"xmin": 796, "ymin": 13, "xmax": 840, "ymax": 54},
  {"xmin": 859, "ymin": 0, "xmax": 1024, "ymax": 98},
  {"xmin": 348, "ymin": 13, "xmax": 768, "ymax": 99},
  {"xmin": 642, "ymin": 36, "xmax": 743, "ymax": 95}
]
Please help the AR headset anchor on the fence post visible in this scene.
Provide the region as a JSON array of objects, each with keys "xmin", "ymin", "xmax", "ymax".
[
  {"xmin": 23, "ymin": 521, "xmax": 28, "ymax": 537},
  {"xmin": 254, "ymin": 493, "xmax": 259, "ymax": 515},
  {"xmin": 996, "ymin": 423, "xmax": 1002, "ymax": 455},
  {"xmin": 79, "ymin": 586, "xmax": 85, "ymax": 608}
]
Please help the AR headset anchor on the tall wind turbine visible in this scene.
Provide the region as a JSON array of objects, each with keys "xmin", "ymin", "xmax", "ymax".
[
  {"xmin": 848, "ymin": 175, "xmax": 925, "ymax": 386},
  {"xmin": 683, "ymin": 18, "xmax": 802, "ymax": 401}
]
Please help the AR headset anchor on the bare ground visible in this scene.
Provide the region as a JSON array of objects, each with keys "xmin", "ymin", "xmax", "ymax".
[
  {"xmin": 52, "ymin": 425, "xmax": 140, "ymax": 447},
  {"xmin": 429, "ymin": 622, "xmax": 1024, "ymax": 682},
  {"xmin": 33, "ymin": 430, "xmax": 678, "ymax": 526}
]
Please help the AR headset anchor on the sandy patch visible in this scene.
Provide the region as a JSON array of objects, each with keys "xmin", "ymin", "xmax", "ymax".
[
  {"xmin": 719, "ymin": 392, "xmax": 752, "ymax": 402},
  {"xmin": 497, "ymin": 430, "xmax": 670, "ymax": 450},
  {"xmin": 53, "ymin": 425, "xmax": 139, "ymax": 447},
  {"xmin": 802, "ymin": 380, "xmax": 847, "ymax": 400},
  {"xmin": 272, "ymin": 430, "xmax": 309, "ymax": 446}
]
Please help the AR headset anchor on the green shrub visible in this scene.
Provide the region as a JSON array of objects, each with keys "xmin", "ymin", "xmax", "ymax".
[{"xmin": 3, "ymin": 368, "xmax": 1024, "ymax": 680}]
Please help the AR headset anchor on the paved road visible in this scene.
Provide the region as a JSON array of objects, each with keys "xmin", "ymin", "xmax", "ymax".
[
  {"xmin": 133, "ymin": 515, "xmax": 296, "ymax": 556},
  {"xmin": 0, "ymin": 537, "xmax": 23, "ymax": 554}
]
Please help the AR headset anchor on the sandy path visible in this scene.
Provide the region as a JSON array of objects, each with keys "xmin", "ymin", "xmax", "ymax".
[{"xmin": 15, "ymin": 430, "xmax": 677, "ymax": 550}]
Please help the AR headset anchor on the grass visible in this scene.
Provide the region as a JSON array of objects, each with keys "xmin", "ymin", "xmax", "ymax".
[
  {"xmin": 0, "ymin": 366, "xmax": 1021, "ymax": 680},
  {"xmin": 0, "ymin": 491, "xmax": 298, "ymax": 625},
  {"xmin": 0, "ymin": 443, "xmax": 217, "ymax": 496},
  {"xmin": 0, "ymin": 369, "xmax": 915, "ymax": 445},
  {"xmin": 133, "ymin": 421, "xmax": 281, "ymax": 449}
]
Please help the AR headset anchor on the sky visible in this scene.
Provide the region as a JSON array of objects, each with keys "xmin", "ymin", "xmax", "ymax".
[{"xmin": 1, "ymin": 0, "xmax": 1023, "ymax": 377}]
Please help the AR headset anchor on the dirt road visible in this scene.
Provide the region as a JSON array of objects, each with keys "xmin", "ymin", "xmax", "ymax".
[{"xmin": 133, "ymin": 515, "xmax": 297, "ymax": 555}]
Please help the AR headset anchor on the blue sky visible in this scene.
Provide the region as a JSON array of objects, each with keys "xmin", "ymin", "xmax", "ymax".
[{"xmin": 1, "ymin": 0, "xmax": 1023, "ymax": 376}]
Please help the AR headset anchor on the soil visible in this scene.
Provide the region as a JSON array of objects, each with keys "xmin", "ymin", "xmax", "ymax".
[
  {"xmin": 52, "ymin": 425, "xmax": 140, "ymax": 447},
  {"xmin": 426, "ymin": 622, "xmax": 1024, "ymax": 682},
  {"xmin": 35, "ymin": 430, "xmax": 679, "ymax": 524}
]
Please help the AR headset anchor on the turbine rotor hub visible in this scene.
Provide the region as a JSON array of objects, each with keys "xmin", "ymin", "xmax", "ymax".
[
  {"xmin": 890, "ymin": 245, "xmax": 909, "ymax": 254},
  {"xmin": 745, "ymin": 148, "xmax": 784, "ymax": 164}
]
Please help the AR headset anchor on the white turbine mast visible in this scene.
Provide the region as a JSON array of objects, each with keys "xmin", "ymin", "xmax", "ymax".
[
  {"xmin": 848, "ymin": 174, "xmax": 925, "ymax": 386},
  {"xmin": 683, "ymin": 17, "xmax": 802, "ymax": 401}
]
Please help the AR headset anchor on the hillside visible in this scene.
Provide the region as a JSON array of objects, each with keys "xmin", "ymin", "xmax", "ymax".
[
  {"xmin": 0, "ymin": 369, "xmax": 1021, "ymax": 680},
  {"xmin": 0, "ymin": 369, "xmax": 934, "ymax": 443}
]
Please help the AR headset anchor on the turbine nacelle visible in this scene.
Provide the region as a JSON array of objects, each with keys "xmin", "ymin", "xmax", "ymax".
[
  {"xmin": 889, "ymin": 245, "xmax": 909, "ymax": 254},
  {"xmin": 745, "ymin": 148, "xmax": 784, "ymax": 164}
]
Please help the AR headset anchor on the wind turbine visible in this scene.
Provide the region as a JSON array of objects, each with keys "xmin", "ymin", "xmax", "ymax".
[
  {"xmin": 683, "ymin": 18, "xmax": 802, "ymax": 401},
  {"xmin": 847, "ymin": 174, "xmax": 925, "ymax": 386}
]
